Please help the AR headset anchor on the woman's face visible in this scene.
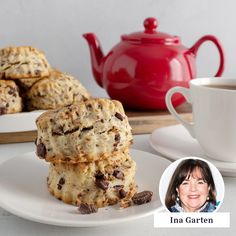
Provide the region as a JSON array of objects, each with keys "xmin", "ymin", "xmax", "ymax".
[{"xmin": 177, "ymin": 167, "xmax": 209, "ymax": 212}]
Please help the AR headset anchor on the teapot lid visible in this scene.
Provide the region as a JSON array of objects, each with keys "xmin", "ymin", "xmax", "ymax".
[{"xmin": 121, "ymin": 17, "xmax": 180, "ymax": 44}]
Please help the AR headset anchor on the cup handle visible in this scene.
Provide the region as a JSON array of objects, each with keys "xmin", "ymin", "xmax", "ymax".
[
  {"xmin": 165, "ymin": 87, "xmax": 195, "ymax": 138},
  {"xmin": 189, "ymin": 35, "xmax": 225, "ymax": 77}
]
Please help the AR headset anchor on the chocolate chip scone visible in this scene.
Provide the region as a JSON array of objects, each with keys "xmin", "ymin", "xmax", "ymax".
[
  {"xmin": 36, "ymin": 98, "xmax": 133, "ymax": 163},
  {"xmin": 26, "ymin": 70, "xmax": 90, "ymax": 110},
  {"xmin": 16, "ymin": 77, "xmax": 44, "ymax": 91},
  {"xmin": 0, "ymin": 46, "xmax": 50, "ymax": 79},
  {"xmin": 0, "ymin": 80, "xmax": 22, "ymax": 115},
  {"xmin": 47, "ymin": 150, "xmax": 137, "ymax": 208}
]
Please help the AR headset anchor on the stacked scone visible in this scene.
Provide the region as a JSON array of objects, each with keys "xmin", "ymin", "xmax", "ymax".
[
  {"xmin": 35, "ymin": 98, "xmax": 137, "ymax": 209},
  {"xmin": 0, "ymin": 46, "xmax": 90, "ymax": 114}
]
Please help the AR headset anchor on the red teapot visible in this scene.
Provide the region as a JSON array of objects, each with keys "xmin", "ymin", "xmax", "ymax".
[{"xmin": 83, "ymin": 17, "xmax": 224, "ymax": 110}]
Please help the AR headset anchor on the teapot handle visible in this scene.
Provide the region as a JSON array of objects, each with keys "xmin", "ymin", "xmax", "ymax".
[{"xmin": 189, "ymin": 35, "xmax": 225, "ymax": 77}]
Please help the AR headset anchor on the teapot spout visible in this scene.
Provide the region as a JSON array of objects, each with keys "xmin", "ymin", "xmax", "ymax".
[{"xmin": 83, "ymin": 33, "xmax": 104, "ymax": 87}]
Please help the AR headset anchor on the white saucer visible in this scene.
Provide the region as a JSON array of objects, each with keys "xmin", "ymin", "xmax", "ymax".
[
  {"xmin": 0, "ymin": 149, "xmax": 170, "ymax": 227},
  {"xmin": 150, "ymin": 124, "xmax": 236, "ymax": 177}
]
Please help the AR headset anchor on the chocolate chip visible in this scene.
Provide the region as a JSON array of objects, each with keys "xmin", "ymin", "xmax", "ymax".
[
  {"xmin": 57, "ymin": 184, "xmax": 62, "ymax": 190},
  {"xmin": 7, "ymin": 87, "xmax": 17, "ymax": 95},
  {"xmin": 132, "ymin": 191, "xmax": 153, "ymax": 205},
  {"xmin": 113, "ymin": 185, "xmax": 124, "ymax": 190},
  {"xmin": 78, "ymin": 203, "xmax": 98, "ymax": 214},
  {"xmin": 114, "ymin": 133, "xmax": 120, "ymax": 142},
  {"xmin": 95, "ymin": 171, "xmax": 109, "ymax": 190},
  {"xmin": 36, "ymin": 143, "xmax": 46, "ymax": 158},
  {"xmin": 52, "ymin": 126, "xmax": 64, "ymax": 135},
  {"xmin": 0, "ymin": 106, "xmax": 6, "ymax": 115},
  {"xmin": 95, "ymin": 179, "xmax": 109, "ymax": 190},
  {"xmin": 35, "ymin": 69, "xmax": 41, "ymax": 76},
  {"xmin": 98, "ymin": 104, "xmax": 103, "ymax": 109},
  {"xmin": 57, "ymin": 177, "xmax": 65, "ymax": 190},
  {"xmin": 95, "ymin": 171, "xmax": 104, "ymax": 180},
  {"xmin": 59, "ymin": 177, "xmax": 65, "ymax": 185},
  {"xmin": 119, "ymin": 189, "xmax": 127, "ymax": 198},
  {"xmin": 113, "ymin": 170, "xmax": 124, "ymax": 179},
  {"xmin": 64, "ymin": 127, "xmax": 80, "ymax": 135},
  {"xmin": 81, "ymin": 126, "xmax": 93, "ymax": 132},
  {"xmin": 52, "ymin": 126, "xmax": 80, "ymax": 136},
  {"xmin": 114, "ymin": 133, "xmax": 121, "ymax": 147},
  {"xmin": 115, "ymin": 112, "xmax": 123, "ymax": 121},
  {"xmin": 86, "ymin": 104, "xmax": 92, "ymax": 109}
]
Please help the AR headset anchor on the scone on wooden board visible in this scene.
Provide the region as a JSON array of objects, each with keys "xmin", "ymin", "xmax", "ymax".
[
  {"xmin": 26, "ymin": 69, "xmax": 91, "ymax": 110},
  {"xmin": 47, "ymin": 150, "xmax": 137, "ymax": 208},
  {"xmin": 0, "ymin": 46, "xmax": 50, "ymax": 79},
  {"xmin": 36, "ymin": 98, "xmax": 133, "ymax": 163},
  {"xmin": 0, "ymin": 80, "xmax": 22, "ymax": 114}
]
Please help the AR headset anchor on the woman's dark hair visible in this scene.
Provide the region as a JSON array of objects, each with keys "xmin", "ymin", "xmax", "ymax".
[{"xmin": 165, "ymin": 159, "xmax": 216, "ymax": 210}]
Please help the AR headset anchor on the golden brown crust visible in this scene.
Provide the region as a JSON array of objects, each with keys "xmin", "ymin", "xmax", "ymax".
[
  {"xmin": 40, "ymin": 148, "xmax": 132, "ymax": 164},
  {"xmin": 36, "ymin": 98, "xmax": 133, "ymax": 163},
  {"xmin": 0, "ymin": 46, "xmax": 50, "ymax": 79},
  {"xmin": 26, "ymin": 69, "xmax": 90, "ymax": 110},
  {"xmin": 47, "ymin": 152, "xmax": 137, "ymax": 208}
]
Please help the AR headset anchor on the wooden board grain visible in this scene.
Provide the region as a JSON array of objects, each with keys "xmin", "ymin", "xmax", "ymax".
[
  {"xmin": 127, "ymin": 102, "xmax": 192, "ymax": 134},
  {"xmin": 0, "ymin": 131, "xmax": 37, "ymax": 144},
  {"xmin": 0, "ymin": 103, "xmax": 192, "ymax": 143},
  {"xmin": 129, "ymin": 113, "xmax": 192, "ymax": 134}
]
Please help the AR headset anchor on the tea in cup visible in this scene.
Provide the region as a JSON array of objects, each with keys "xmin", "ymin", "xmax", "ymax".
[{"xmin": 166, "ymin": 77, "xmax": 236, "ymax": 162}]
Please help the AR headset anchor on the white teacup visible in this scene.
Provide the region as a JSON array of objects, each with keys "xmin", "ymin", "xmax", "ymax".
[{"xmin": 166, "ymin": 77, "xmax": 236, "ymax": 162}]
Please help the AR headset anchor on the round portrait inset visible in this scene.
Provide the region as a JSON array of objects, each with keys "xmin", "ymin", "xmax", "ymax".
[{"xmin": 159, "ymin": 157, "xmax": 224, "ymax": 213}]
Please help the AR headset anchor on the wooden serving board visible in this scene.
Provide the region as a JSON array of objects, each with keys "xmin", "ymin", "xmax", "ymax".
[
  {"xmin": 0, "ymin": 131, "xmax": 37, "ymax": 144},
  {"xmin": 126, "ymin": 102, "xmax": 192, "ymax": 134},
  {"xmin": 0, "ymin": 103, "xmax": 192, "ymax": 144}
]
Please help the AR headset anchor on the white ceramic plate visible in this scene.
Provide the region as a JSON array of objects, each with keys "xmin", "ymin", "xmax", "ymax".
[
  {"xmin": 150, "ymin": 124, "xmax": 236, "ymax": 177},
  {"xmin": 0, "ymin": 110, "xmax": 45, "ymax": 133},
  {"xmin": 0, "ymin": 149, "xmax": 170, "ymax": 227}
]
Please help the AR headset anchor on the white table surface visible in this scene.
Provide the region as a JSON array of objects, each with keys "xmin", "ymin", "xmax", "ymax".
[{"xmin": 0, "ymin": 134, "xmax": 235, "ymax": 236}]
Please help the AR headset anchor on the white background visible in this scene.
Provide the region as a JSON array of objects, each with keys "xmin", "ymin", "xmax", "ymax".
[{"xmin": 0, "ymin": 0, "xmax": 233, "ymax": 97}]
